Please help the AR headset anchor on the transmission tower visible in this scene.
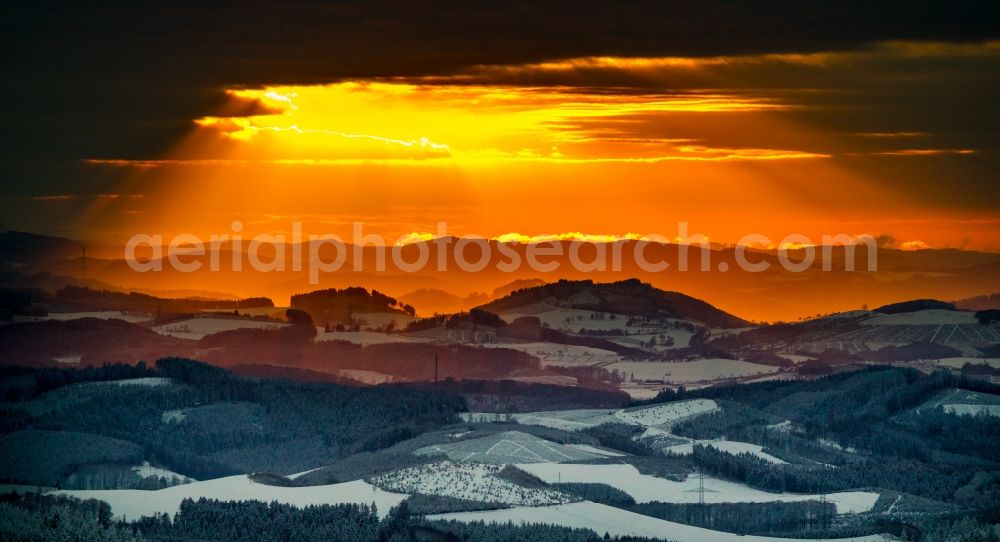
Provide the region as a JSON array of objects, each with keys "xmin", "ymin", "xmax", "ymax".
[
  {"xmin": 683, "ymin": 471, "xmax": 718, "ymax": 526},
  {"xmin": 818, "ymin": 492, "xmax": 832, "ymax": 528},
  {"xmin": 684, "ymin": 471, "xmax": 718, "ymax": 505}
]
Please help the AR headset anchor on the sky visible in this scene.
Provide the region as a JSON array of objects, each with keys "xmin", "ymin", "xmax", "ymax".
[{"xmin": 2, "ymin": 2, "xmax": 1000, "ymax": 251}]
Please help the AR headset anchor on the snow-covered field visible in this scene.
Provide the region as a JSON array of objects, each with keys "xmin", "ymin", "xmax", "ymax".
[
  {"xmin": 369, "ymin": 462, "xmax": 573, "ymax": 506},
  {"xmin": 58, "ymin": 476, "xmax": 406, "ymax": 520},
  {"xmin": 430, "ymin": 501, "xmax": 889, "ymax": 542},
  {"xmin": 153, "ymin": 317, "xmax": 288, "ymax": 340},
  {"xmin": 616, "ymin": 399, "xmax": 719, "ymax": 427},
  {"xmin": 609, "ymin": 359, "xmax": 781, "ymax": 384},
  {"xmin": 414, "ymin": 431, "xmax": 607, "ymax": 464},
  {"xmin": 515, "ymin": 463, "xmax": 878, "ymax": 514}
]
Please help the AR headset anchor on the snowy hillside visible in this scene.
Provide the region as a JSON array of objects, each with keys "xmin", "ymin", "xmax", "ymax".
[
  {"xmin": 616, "ymin": 399, "xmax": 720, "ymax": 427},
  {"xmin": 369, "ymin": 462, "xmax": 574, "ymax": 506}
]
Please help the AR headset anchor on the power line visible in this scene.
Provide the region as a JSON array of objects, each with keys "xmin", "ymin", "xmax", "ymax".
[
  {"xmin": 683, "ymin": 471, "xmax": 718, "ymax": 505},
  {"xmin": 818, "ymin": 492, "xmax": 832, "ymax": 528}
]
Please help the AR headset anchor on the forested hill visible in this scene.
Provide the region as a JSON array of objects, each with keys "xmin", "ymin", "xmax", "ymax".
[
  {"xmin": 291, "ymin": 287, "xmax": 415, "ymax": 325},
  {"xmin": 636, "ymin": 367, "xmax": 1000, "ymax": 508},
  {"xmin": 478, "ymin": 278, "xmax": 749, "ymax": 328},
  {"xmin": 0, "ymin": 358, "xmax": 466, "ymax": 484}
]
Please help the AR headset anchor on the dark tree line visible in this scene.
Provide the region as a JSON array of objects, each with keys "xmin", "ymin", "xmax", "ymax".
[
  {"xmin": 621, "ymin": 501, "xmax": 837, "ymax": 536},
  {"xmin": 0, "ymin": 492, "xmax": 140, "ymax": 541},
  {"xmin": 4, "ymin": 359, "xmax": 467, "ymax": 482},
  {"xmin": 0, "ymin": 493, "xmax": 674, "ymax": 542}
]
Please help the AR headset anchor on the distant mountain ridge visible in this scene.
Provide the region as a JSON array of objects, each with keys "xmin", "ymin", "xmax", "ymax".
[
  {"xmin": 478, "ymin": 278, "xmax": 749, "ymax": 328},
  {"xmin": 398, "ymin": 288, "xmax": 489, "ymax": 316},
  {"xmin": 5, "ymin": 230, "xmax": 1000, "ymax": 322}
]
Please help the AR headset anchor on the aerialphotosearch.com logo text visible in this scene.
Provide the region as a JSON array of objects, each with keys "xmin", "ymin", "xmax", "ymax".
[{"xmin": 125, "ymin": 221, "xmax": 878, "ymax": 283}]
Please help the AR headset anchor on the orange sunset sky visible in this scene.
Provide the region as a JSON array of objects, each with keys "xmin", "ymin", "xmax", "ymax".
[{"xmin": 3, "ymin": 6, "xmax": 999, "ymax": 252}]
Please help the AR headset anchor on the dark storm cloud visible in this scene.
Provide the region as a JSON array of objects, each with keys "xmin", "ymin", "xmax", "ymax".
[
  {"xmin": 8, "ymin": 1, "xmax": 998, "ymax": 84},
  {"xmin": 1, "ymin": 0, "xmax": 998, "ymax": 208},
  {"xmin": 443, "ymin": 44, "xmax": 1000, "ymax": 208}
]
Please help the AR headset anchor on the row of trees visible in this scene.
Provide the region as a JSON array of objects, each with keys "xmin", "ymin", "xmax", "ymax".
[
  {"xmin": 0, "ymin": 493, "xmax": 671, "ymax": 542},
  {"xmin": 622, "ymin": 501, "xmax": 837, "ymax": 536}
]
